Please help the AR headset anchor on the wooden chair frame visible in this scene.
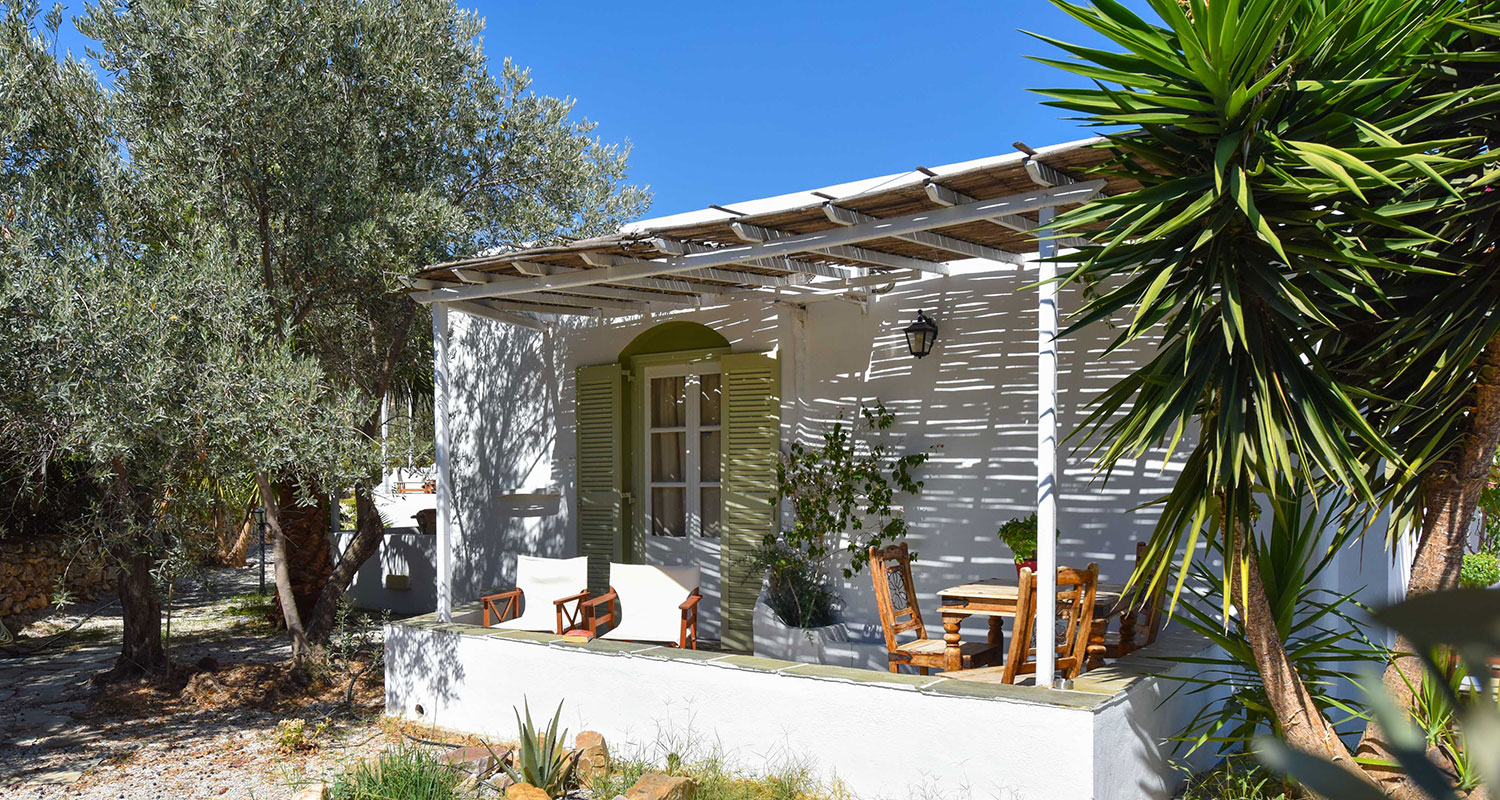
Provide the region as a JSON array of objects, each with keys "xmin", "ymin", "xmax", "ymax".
[
  {"xmin": 870, "ymin": 543, "xmax": 1000, "ymax": 674},
  {"xmin": 1002, "ymin": 563, "xmax": 1098, "ymax": 684},
  {"xmin": 481, "ymin": 588, "xmax": 590, "ymax": 635},
  {"xmin": 581, "ymin": 585, "xmax": 701, "ymax": 650}
]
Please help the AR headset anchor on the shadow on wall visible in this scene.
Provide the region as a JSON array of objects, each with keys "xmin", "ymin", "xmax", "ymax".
[
  {"xmin": 384, "ymin": 615, "xmax": 465, "ymax": 724},
  {"xmin": 447, "ymin": 314, "xmax": 569, "ymax": 601},
  {"xmin": 435, "ymin": 264, "xmax": 1186, "ymax": 652},
  {"xmin": 788, "ymin": 268, "xmax": 1181, "ymax": 640}
]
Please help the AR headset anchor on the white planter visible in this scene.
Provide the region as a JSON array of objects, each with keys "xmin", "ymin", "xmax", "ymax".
[{"xmin": 753, "ymin": 593, "xmax": 849, "ymax": 666}]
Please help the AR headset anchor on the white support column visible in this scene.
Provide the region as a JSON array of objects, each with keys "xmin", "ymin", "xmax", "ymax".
[
  {"xmin": 1035, "ymin": 205, "xmax": 1060, "ymax": 686},
  {"xmin": 433, "ymin": 302, "xmax": 455, "ymax": 623}
]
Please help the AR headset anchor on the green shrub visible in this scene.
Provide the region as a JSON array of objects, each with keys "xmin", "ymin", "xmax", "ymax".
[
  {"xmin": 1460, "ymin": 552, "xmax": 1499, "ymax": 588},
  {"xmin": 1180, "ymin": 761, "xmax": 1290, "ymax": 800},
  {"xmin": 587, "ymin": 754, "xmax": 841, "ymax": 800},
  {"xmin": 328, "ymin": 746, "xmax": 469, "ymax": 800}
]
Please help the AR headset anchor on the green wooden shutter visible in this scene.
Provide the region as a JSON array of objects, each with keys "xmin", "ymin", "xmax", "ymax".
[
  {"xmin": 719, "ymin": 352, "xmax": 780, "ymax": 652},
  {"xmin": 576, "ymin": 363, "xmax": 624, "ymax": 594}
]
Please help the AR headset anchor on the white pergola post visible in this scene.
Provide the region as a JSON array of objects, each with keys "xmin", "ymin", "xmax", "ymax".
[
  {"xmin": 1035, "ymin": 205, "xmax": 1059, "ymax": 687},
  {"xmin": 433, "ymin": 302, "xmax": 454, "ymax": 623}
]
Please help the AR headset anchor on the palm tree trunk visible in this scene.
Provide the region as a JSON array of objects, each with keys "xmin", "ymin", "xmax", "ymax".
[
  {"xmin": 1357, "ymin": 334, "xmax": 1500, "ymax": 796},
  {"xmin": 304, "ymin": 485, "xmax": 384, "ymax": 645},
  {"xmin": 1230, "ymin": 521, "xmax": 1363, "ymax": 777}
]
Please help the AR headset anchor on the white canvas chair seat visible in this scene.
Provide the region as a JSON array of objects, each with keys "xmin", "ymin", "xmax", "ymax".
[
  {"xmin": 483, "ymin": 555, "xmax": 588, "ymax": 633},
  {"xmin": 586, "ymin": 563, "xmax": 701, "ymax": 647}
]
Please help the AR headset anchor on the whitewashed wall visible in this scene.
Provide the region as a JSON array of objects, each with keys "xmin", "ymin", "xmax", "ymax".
[
  {"xmin": 440, "ymin": 261, "xmax": 1177, "ymax": 639},
  {"xmin": 385, "ymin": 618, "xmax": 1214, "ymax": 800},
  {"xmin": 437, "ymin": 259, "xmax": 1399, "ymax": 649}
]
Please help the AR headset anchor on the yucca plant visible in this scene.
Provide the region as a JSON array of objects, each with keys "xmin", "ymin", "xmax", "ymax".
[
  {"xmin": 1164, "ymin": 489, "xmax": 1382, "ymax": 761},
  {"xmin": 501, "ymin": 700, "xmax": 576, "ymax": 797},
  {"xmin": 1034, "ymin": 0, "xmax": 1500, "ymax": 791}
]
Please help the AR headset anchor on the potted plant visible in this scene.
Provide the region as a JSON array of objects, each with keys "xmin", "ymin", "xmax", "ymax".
[
  {"xmin": 751, "ymin": 402, "xmax": 930, "ymax": 664},
  {"xmin": 998, "ymin": 514, "xmax": 1039, "ymax": 575},
  {"xmin": 750, "ymin": 538, "xmax": 848, "ymax": 664}
]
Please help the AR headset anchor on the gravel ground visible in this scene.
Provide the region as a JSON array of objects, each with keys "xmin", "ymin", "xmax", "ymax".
[{"xmin": 0, "ymin": 558, "xmax": 407, "ymax": 799}]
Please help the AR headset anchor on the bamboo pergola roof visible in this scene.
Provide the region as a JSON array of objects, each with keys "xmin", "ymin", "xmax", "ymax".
[{"xmin": 405, "ymin": 136, "xmax": 1133, "ymax": 323}]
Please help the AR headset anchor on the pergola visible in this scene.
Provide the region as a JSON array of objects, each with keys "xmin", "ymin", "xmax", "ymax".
[{"xmin": 406, "ymin": 136, "xmax": 1138, "ymax": 686}]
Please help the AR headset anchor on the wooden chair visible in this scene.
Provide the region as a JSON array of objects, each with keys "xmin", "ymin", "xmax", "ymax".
[
  {"xmin": 1100, "ymin": 542, "xmax": 1165, "ymax": 659},
  {"xmin": 869, "ymin": 543, "xmax": 1002, "ymax": 675},
  {"xmin": 481, "ymin": 555, "xmax": 590, "ymax": 634},
  {"xmin": 581, "ymin": 563, "xmax": 702, "ymax": 649},
  {"xmin": 953, "ymin": 563, "xmax": 1098, "ymax": 685}
]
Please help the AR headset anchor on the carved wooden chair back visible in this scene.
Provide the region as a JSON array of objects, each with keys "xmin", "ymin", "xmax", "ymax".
[
  {"xmin": 1002, "ymin": 563, "xmax": 1099, "ymax": 684},
  {"xmin": 869, "ymin": 543, "xmax": 927, "ymax": 653}
]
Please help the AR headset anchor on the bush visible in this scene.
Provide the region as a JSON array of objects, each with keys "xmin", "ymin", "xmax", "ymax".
[
  {"xmin": 1460, "ymin": 552, "xmax": 1499, "ymax": 588},
  {"xmin": 328, "ymin": 746, "xmax": 469, "ymax": 800},
  {"xmin": 1179, "ymin": 761, "xmax": 1290, "ymax": 800},
  {"xmin": 749, "ymin": 539, "xmax": 842, "ymax": 629},
  {"xmin": 586, "ymin": 752, "xmax": 841, "ymax": 800}
]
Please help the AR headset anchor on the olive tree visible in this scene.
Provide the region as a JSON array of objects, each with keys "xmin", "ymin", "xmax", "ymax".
[
  {"xmin": 79, "ymin": 0, "xmax": 649, "ymax": 660},
  {"xmin": 1, "ymin": 3, "xmax": 350, "ymax": 675}
]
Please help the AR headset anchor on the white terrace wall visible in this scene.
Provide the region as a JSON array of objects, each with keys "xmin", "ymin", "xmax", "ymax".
[
  {"xmin": 438, "ymin": 259, "xmax": 1401, "ymax": 644},
  {"xmin": 386, "ymin": 614, "xmax": 1218, "ymax": 800}
]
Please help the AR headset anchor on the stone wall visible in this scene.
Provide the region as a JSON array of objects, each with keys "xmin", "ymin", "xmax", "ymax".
[{"xmin": 0, "ymin": 537, "xmax": 116, "ymax": 627}]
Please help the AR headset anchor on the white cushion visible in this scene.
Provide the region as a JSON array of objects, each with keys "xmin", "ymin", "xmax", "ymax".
[
  {"xmin": 600, "ymin": 563, "xmax": 699, "ymax": 644},
  {"xmin": 494, "ymin": 555, "xmax": 589, "ymax": 632}
]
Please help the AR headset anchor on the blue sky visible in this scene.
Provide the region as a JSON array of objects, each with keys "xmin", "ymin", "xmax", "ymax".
[{"xmin": 55, "ymin": 0, "xmax": 1153, "ymax": 218}]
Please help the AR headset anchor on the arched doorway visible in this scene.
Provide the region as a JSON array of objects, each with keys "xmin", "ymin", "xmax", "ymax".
[{"xmin": 620, "ymin": 322, "xmax": 731, "ymax": 640}]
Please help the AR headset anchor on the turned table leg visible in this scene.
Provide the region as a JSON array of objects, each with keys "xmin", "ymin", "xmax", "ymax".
[
  {"xmin": 987, "ymin": 615, "xmax": 1004, "ymax": 654},
  {"xmin": 943, "ymin": 615, "xmax": 963, "ymax": 673},
  {"xmin": 1118, "ymin": 607, "xmax": 1138, "ymax": 656},
  {"xmin": 1086, "ymin": 616, "xmax": 1108, "ymax": 671}
]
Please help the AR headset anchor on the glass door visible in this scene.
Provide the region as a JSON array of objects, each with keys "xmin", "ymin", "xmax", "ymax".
[{"xmin": 643, "ymin": 365, "xmax": 722, "ymax": 640}]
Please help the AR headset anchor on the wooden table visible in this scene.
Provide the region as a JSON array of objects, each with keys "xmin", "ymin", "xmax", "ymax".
[{"xmin": 936, "ymin": 577, "xmax": 1128, "ymax": 674}]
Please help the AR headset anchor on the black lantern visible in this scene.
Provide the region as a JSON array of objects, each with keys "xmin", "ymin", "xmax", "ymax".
[{"xmin": 903, "ymin": 310, "xmax": 939, "ymax": 359}]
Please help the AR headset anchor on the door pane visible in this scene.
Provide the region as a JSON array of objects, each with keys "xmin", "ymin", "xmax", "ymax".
[
  {"xmin": 651, "ymin": 376, "xmax": 686, "ymax": 427},
  {"xmin": 699, "ymin": 374, "xmax": 721, "ymax": 426},
  {"xmin": 699, "ymin": 429, "xmax": 720, "ymax": 482},
  {"xmin": 651, "ymin": 432, "xmax": 684, "ymax": 481},
  {"xmin": 700, "ymin": 487, "xmax": 721, "ymax": 538},
  {"xmin": 651, "ymin": 487, "xmax": 686, "ymax": 537}
]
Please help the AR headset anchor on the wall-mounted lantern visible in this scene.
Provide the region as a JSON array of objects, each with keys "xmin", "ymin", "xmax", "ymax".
[{"xmin": 903, "ymin": 310, "xmax": 939, "ymax": 359}]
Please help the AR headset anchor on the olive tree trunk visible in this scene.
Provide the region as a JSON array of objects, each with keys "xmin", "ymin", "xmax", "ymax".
[{"xmin": 257, "ymin": 472, "xmax": 310, "ymax": 661}]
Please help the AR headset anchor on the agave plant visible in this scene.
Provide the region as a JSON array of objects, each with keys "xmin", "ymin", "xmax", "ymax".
[{"xmin": 501, "ymin": 700, "xmax": 576, "ymax": 797}]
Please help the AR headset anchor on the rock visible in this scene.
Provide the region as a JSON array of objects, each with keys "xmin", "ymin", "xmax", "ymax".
[
  {"xmin": 22, "ymin": 768, "xmax": 85, "ymax": 786},
  {"xmin": 444, "ymin": 743, "xmax": 508, "ymax": 776},
  {"xmin": 624, "ymin": 773, "xmax": 696, "ymax": 800},
  {"xmin": 291, "ymin": 783, "xmax": 329, "ymax": 800},
  {"xmin": 573, "ymin": 731, "xmax": 610, "ymax": 780},
  {"xmin": 506, "ymin": 783, "xmax": 552, "ymax": 800}
]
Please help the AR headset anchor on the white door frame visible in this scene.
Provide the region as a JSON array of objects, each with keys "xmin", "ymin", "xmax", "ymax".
[{"xmin": 640, "ymin": 362, "xmax": 723, "ymax": 639}]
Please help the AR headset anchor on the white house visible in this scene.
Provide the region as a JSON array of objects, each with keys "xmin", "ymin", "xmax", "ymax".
[{"xmin": 379, "ymin": 136, "xmax": 1402, "ymax": 798}]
